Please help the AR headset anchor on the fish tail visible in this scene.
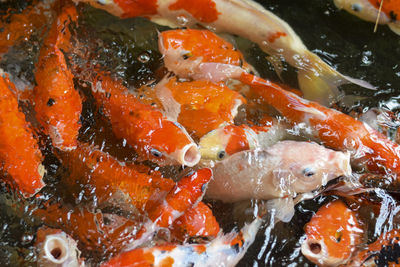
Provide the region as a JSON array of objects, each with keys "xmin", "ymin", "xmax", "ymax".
[{"xmin": 297, "ymin": 51, "xmax": 375, "ymax": 106}]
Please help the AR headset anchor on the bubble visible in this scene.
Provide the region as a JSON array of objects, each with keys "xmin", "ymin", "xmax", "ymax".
[{"xmin": 137, "ymin": 52, "xmax": 151, "ymax": 63}]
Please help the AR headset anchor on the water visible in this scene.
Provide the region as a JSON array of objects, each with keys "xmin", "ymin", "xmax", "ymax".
[{"xmin": 0, "ymin": 0, "xmax": 400, "ymax": 266}]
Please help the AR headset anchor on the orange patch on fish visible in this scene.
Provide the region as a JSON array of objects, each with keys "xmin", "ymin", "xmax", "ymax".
[
  {"xmin": 267, "ymin": 31, "xmax": 287, "ymax": 43},
  {"xmin": 224, "ymin": 125, "xmax": 250, "ymax": 155},
  {"xmin": 161, "ymin": 77, "xmax": 246, "ymax": 137},
  {"xmin": 115, "ymin": 0, "xmax": 158, "ymax": 18},
  {"xmin": 368, "ymin": 0, "xmax": 399, "ymax": 21},
  {"xmin": 168, "ymin": 0, "xmax": 220, "ymax": 23},
  {"xmin": 0, "ymin": 75, "xmax": 44, "ymax": 197}
]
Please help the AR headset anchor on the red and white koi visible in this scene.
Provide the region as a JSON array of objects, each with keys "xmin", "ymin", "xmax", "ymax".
[
  {"xmin": 239, "ymin": 72, "xmax": 400, "ymax": 185},
  {"xmin": 334, "ymin": 0, "xmax": 400, "ymax": 34},
  {"xmin": 33, "ymin": 4, "xmax": 82, "ymax": 151},
  {"xmin": 101, "ymin": 217, "xmax": 262, "ymax": 267},
  {"xmin": 36, "ymin": 227, "xmax": 84, "ymax": 267},
  {"xmin": 78, "ymin": 0, "xmax": 375, "ymax": 105},
  {"xmin": 0, "ymin": 75, "xmax": 44, "ymax": 197},
  {"xmin": 301, "ymin": 199, "xmax": 364, "ymax": 266},
  {"xmin": 90, "ymin": 73, "xmax": 200, "ymax": 166},
  {"xmin": 199, "ymin": 117, "xmax": 288, "ymax": 161},
  {"xmin": 155, "ymin": 76, "xmax": 246, "ymax": 138}
]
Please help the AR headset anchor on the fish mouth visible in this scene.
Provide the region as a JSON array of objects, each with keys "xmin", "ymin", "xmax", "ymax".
[
  {"xmin": 179, "ymin": 143, "xmax": 201, "ymax": 167},
  {"xmin": 43, "ymin": 235, "xmax": 69, "ymax": 264},
  {"xmin": 301, "ymin": 238, "xmax": 347, "ymax": 266}
]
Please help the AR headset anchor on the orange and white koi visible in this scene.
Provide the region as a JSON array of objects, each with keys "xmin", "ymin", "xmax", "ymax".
[
  {"xmin": 0, "ymin": 0, "xmax": 51, "ymax": 58},
  {"xmin": 334, "ymin": 0, "xmax": 400, "ymax": 35},
  {"xmin": 239, "ymin": 72, "xmax": 400, "ymax": 185},
  {"xmin": 301, "ymin": 199, "xmax": 364, "ymax": 266},
  {"xmin": 90, "ymin": 73, "xmax": 200, "ymax": 166},
  {"xmin": 33, "ymin": 4, "xmax": 82, "ymax": 151},
  {"xmin": 35, "ymin": 227, "xmax": 84, "ymax": 267},
  {"xmin": 206, "ymin": 141, "xmax": 351, "ymax": 212},
  {"xmin": 80, "ymin": 0, "xmax": 376, "ymax": 105},
  {"xmin": 199, "ymin": 118, "xmax": 288, "ymax": 161},
  {"xmin": 155, "ymin": 76, "xmax": 246, "ymax": 138},
  {"xmin": 346, "ymin": 228, "xmax": 400, "ymax": 266},
  {"xmin": 0, "ymin": 75, "xmax": 44, "ymax": 197},
  {"xmin": 100, "ymin": 217, "xmax": 262, "ymax": 267}
]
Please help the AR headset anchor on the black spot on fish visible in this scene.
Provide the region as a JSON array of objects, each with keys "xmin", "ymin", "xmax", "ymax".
[
  {"xmin": 374, "ymin": 242, "xmax": 400, "ymax": 266},
  {"xmin": 186, "ymin": 263, "xmax": 195, "ymax": 267},
  {"xmin": 0, "ymin": 27, "xmax": 4, "ymax": 33},
  {"xmin": 232, "ymin": 243, "xmax": 241, "ymax": 253},
  {"xmin": 129, "ymin": 111, "xmax": 134, "ymax": 116},
  {"xmin": 390, "ymin": 11, "xmax": 398, "ymax": 22},
  {"xmin": 47, "ymin": 98, "xmax": 56, "ymax": 107}
]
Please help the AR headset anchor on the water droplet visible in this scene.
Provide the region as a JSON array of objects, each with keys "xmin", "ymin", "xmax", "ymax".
[
  {"xmin": 176, "ymin": 15, "xmax": 189, "ymax": 26},
  {"xmin": 21, "ymin": 233, "xmax": 34, "ymax": 245},
  {"xmin": 137, "ymin": 52, "xmax": 151, "ymax": 63}
]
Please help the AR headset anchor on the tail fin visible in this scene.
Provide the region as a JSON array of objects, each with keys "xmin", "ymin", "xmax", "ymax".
[{"xmin": 297, "ymin": 51, "xmax": 375, "ymax": 106}]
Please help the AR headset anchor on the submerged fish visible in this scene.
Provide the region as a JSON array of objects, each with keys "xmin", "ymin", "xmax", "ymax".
[
  {"xmin": 0, "ymin": 75, "xmax": 44, "ymax": 197},
  {"xmin": 33, "ymin": 4, "xmax": 82, "ymax": 151},
  {"xmin": 301, "ymin": 199, "xmax": 364, "ymax": 266},
  {"xmin": 90, "ymin": 73, "xmax": 200, "ymax": 166},
  {"xmin": 155, "ymin": 76, "xmax": 246, "ymax": 138},
  {"xmin": 199, "ymin": 118, "xmax": 288, "ymax": 161},
  {"xmin": 205, "ymin": 141, "xmax": 351, "ymax": 223},
  {"xmin": 79, "ymin": 0, "xmax": 374, "ymax": 106},
  {"xmin": 36, "ymin": 227, "xmax": 84, "ymax": 267},
  {"xmin": 334, "ymin": 0, "xmax": 400, "ymax": 35},
  {"xmin": 100, "ymin": 217, "xmax": 262, "ymax": 267}
]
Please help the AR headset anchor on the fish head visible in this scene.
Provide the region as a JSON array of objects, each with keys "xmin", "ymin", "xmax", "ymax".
[
  {"xmin": 199, "ymin": 125, "xmax": 251, "ymax": 161},
  {"xmin": 333, "ymin": 0, "xmax": 386, "ymax": 23},
  {"xmin": 301, "ymin": 200, "xmax": 364, "ymax": 266},
  {"xmin": 270, "ymin": 141, "xmax": 352, "ymax": 195}
]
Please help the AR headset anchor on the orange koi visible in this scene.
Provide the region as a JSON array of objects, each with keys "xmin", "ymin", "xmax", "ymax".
[
  {"xmin": 170, "ymin": 201, "xmax": 220, "ymax": 241},
  {"xmin": 346, "ymin": 228, "xmax": 400, "ymax": 266},
  {"xmin": 32, "ymin": 202, "xmax": 140, "ymax": 255},
  {"xmin": 35, "ymin": 227, "xmax": 84, "ymax": 267},
  {"xmin": 155, "ymin": 76, "xmax": 246, "ymax": 138},
  {"xmin": 334, "ymin": 0, "xmax": 400, "ymax": 34},
  {"xmin": 239, "ymin": 72, "xmax": 400, "ymax": 185},
  {"xmin": 0, "ymin": 1, "xmax": 50, "ymax": 57},
  {"xmin": 199, "ymin": 118, "xmax": 288, "ymax": 161},
  {"xmin": 100, "ymin": 217, "xmax": 262, "ymax": 267},
  {"xmin": 33, "ymin": 4, "xmax": 82, "ymax": 151},
  {"xmin": 301, "ymin": 200, "xmax": 364, "ymax": 266},
  {"xmin": 90, "ymin": 73, "xmax": 200, "ymax": 166},
  {"xmin": 0, "ymin": 75, "xmax": 44, "ymax": 197}
]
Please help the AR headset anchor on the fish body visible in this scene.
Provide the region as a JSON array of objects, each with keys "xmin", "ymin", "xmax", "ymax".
[
  {"xmin": 206, "ymin": 140, "xmax": 352, "ymax": 202},
  {"xmin": 91, "ymin": 73, "xmax": 200, "ymax": 166},
  {"xmin": 301, "ymin": 200, "xmax": 364, "ymax": 266},
  {"xmin": 334, "ymin": 0, "xmax": 400, "ymax": 35},
  {"xmin": 33, "ymin": 5, "xmax": 82, "ymax": 151},
  {"xmin": 79, "ymin": 0, "xmax": 374, "ymax": 105},
  {"xmin": 0, "ymin": 75, "xmax": 44, "ymax": 197},
  {"xmin": 36, "ymin": 227, "xmax": 84, "ymax": 267},
  {"xmin": 240, "ymin": 72, "xmax": 400, "ymax": 185},
  {"xmin": 100, "ymin": 217, "xmax": 262, "ymax": 267},
  {"xmin": 199, "ymin": 118, "xmax": 288, "ymax": 161},
  {"xmin": 155, "ymin": 76, "xmax": 246, "ymax": 138}
]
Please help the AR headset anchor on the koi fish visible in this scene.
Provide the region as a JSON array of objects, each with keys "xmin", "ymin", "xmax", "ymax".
[
  {"xmin": 301, "ymin": 199, "xmax": 364, "ymax": 266},
  {"xmin": 32, "ymin": 202, "xmax": 140, "ymax": 255},
  {"xmin": 346, "ymin": 228, "xmax": 400, "ymax": 266},
  {"xmin": 334, "ymin": 0, "xmax": 400, "ymax": 35},
  {"xmin": 199, "ymin": 118, "xmax": 288, "ymax": 161},
  {"xmin": 0, "ymin": 75, "xmax": 44, "ymax": 197},
  {"xmin": 0, "ymin": 0, "xmax": 50, "ymax": 57},
  {"xmin": 61, "ymin": 144, "xmax": 219, "ymax": 242},
  {"xmin": 36, "ymin": 227, "xmax": 84, "ymax": 267},
  {"xmin": 78, "ymin": 0, "xmax": 375, "ymax": 106},
  {"xmin": 33, "ymin": 4, "xmax": 82, "ymax": 151},
  {"xmin": 206, "ymin": 140, "xmax": 351, "ymax": 202},
  {"xmin": 239, "ymin": 72, "xmax": 400, "ymax": 186},
  {"xmin": 100, "ymin": 217, "xmax": 262, "ymax": 267},
  {"xmin": 155, "ymin": 76, "xmax": 246, "ymax": 138},
  {"xmin": 90, "ymin": 73, "xmax": 200, "ymax": 166}
]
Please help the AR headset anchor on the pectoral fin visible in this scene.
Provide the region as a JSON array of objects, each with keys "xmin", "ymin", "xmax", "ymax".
[
  {"xmin": 266, "ymin": 197, "xmax": 295, "ymax": 223},
  {"xmin": 389, "ymin": 23, "xmax": 400, "ymax": 35}
]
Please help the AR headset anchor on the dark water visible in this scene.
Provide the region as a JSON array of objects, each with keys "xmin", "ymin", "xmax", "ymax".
[{"xmin": 0, "ymin": 0, "xmax": 399, "ymax": 266}]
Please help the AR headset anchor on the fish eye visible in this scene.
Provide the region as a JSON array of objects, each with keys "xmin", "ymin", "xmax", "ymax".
[
  {"xmin": 150, "ymin": 148, "xmax": 163, "ymax": 158},
  {"xmin": 351, "ymin": 3, "xmax": 362, "ymax": 12},
  {"xmin": 217, "ymin": 150, "xmax": 226, "ymax": 160},
  {"xmin": 302, "ymin": 167, "xmax": 315, "ymax": 177}
]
